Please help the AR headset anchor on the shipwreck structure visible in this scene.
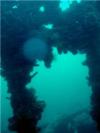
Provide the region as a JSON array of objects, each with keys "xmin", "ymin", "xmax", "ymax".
[{"xmin": 1, "ymin": 1, "xmax": 100, "ymax": 133}]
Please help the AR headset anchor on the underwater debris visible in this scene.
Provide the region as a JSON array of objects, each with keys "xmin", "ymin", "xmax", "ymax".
[
  {"xmin": 1, "ymin": 0, "xmax": 100, "ymax": 133},
  {"xmin": 51, "ymin": 109, "xmax": 98, "ymax": 133},
  {"xmin": 30, "ymin": 72, "xmax": 38, "ymax": 78}
]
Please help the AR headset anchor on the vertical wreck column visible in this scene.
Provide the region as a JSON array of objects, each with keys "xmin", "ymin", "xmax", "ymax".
[
  {"xmin": 86, "ymin": 39, "xmax": 100, "ymax": 131},
  {"xmin": 1, "ymin": 1, "xmax": 45, "ymax": 132},
  {"xmin": 1, "ymin": 60, "xmax": 45, "ymax": 133}
]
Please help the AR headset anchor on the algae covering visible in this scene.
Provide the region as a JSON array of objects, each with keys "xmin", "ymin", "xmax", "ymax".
[{"xmin": 1, "ymin": 1, "xmax": 100, "ymax": 133}]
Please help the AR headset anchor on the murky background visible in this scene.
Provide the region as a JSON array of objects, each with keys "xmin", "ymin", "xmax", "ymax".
[{"xmin": 1, "ymin": 48, "xmax": 92, "ymax": 132}]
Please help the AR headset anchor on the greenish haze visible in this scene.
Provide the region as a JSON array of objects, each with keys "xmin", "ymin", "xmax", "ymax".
[
  {"xmin": 28, "ymin": 48, "xmax": 91, "ymax": 125},
  {"xmin": 1, "ymin": 48, "xmax": 91, "ymax": 132}
]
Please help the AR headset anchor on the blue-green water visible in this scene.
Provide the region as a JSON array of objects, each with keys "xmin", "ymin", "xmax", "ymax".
[
  {"xmin": 1, "ymin": 48, "xmax": 92, "ymax": 132},
  {"xmin": 1, "ymin": 0, "xmax": 100, "ymax": 132}
]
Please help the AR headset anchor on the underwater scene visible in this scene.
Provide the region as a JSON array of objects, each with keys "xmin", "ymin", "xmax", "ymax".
[{"xmin": 1, "ymin": 0, "xmax": 100, "ymax": 133}]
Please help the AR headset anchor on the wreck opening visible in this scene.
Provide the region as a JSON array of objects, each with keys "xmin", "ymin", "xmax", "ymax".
[
  {"xmin": 27, "ymin": 48, "xmax": 92, "ymax": 127},
  {"xmin": 1, "ymin": 1, "xmax": 100, "ymax": 133}
]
